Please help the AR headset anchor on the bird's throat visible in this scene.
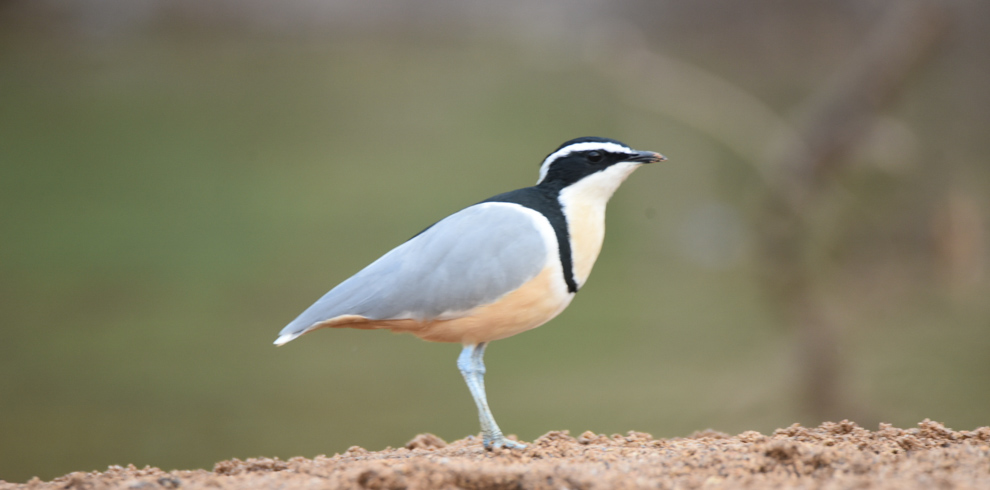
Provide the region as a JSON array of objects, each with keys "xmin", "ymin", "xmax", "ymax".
[{"xmin": 557, "ymin": 162, "xmax": 640, "ymax": 287}]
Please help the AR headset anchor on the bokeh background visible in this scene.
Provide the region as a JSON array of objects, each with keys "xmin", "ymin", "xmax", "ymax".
[{"xmin": 2, "ymin": 0, "xmax": 988, "ymax": 483}]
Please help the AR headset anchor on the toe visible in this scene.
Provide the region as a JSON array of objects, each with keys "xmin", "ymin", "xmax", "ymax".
[
  {"xmin": 486, "ymin": 437, "xmax": 527, "ymax": 450},
  {"xmin": 501, "ymin": 439, "xmax": 527, "ymax": 449}
]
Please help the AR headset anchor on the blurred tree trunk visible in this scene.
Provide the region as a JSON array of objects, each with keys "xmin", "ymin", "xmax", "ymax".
[{"xmin": 758, "ymin": 0, "xmax": 946, "ymax": 422}]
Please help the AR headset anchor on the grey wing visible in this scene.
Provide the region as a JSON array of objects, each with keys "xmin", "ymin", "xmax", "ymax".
[{"xmin": 275, "ymin": 202, "xmax": 550, "ymax": 343}]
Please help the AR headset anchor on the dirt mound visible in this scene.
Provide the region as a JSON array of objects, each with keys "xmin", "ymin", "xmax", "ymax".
[{"xmin": 5, "ymin": 420, "xmax": 989, "ymax": 489}]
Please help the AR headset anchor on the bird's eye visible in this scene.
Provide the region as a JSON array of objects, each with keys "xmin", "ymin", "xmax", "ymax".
[{"xmin": 587, "ymin": 151, "xmax": 603, "ymax": 163}]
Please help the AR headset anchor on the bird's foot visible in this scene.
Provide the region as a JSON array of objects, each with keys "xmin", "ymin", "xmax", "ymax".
[{"xmin": 483, "ymin": 433, "xmax": 527, "ymax": 450}]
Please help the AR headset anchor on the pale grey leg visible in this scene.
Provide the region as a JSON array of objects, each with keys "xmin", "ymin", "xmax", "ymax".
[{"xmin": 457, "ymin": 343, "xmax": 526, "ymax": 449}]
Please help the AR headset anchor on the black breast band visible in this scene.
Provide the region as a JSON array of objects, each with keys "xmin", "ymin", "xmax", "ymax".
[{"xmin": 483, "ymin": 186, "xmax": 579, "ymax": 294}]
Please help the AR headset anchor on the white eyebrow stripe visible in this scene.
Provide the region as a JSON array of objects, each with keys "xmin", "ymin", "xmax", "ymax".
[{"xmin": 537, "ymin": 142, "xmax": 634, "ymax": 184}]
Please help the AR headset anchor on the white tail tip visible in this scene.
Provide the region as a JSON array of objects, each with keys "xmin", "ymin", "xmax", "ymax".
[{"xmin": 274, "ymin": 333, "xmax": 301, "ymax": 346}]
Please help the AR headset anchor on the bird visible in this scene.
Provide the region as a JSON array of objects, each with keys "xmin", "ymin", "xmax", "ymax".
[{"xmin": 275, "ymin": 136, "xmax": 666, "ymax": 449}]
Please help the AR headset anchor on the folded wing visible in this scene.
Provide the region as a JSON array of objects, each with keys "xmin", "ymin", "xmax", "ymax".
[{"xmin": 275, "ymin": 202, "xmax": 550, "ymax": 344}]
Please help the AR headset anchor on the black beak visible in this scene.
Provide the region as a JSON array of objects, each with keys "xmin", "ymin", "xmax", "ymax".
[{"xmin": 628, "ymin": 151, "xmax": 666, "ymax": 163}]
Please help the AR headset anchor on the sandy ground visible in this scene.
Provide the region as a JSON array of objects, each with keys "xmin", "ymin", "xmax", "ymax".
[{"xmin": 4, "ymin": 420, "xmax": 989, "ymax": 489}]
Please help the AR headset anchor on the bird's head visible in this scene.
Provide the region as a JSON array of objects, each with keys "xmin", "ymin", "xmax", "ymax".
[{"xmin": 536, "ymin": 137, "xmax": 665, "ymax": 189}]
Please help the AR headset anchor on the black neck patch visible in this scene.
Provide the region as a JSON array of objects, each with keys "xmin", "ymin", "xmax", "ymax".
[{"xmin": 482, "ymin": 185, "xmax": 579, "ymax": 294}]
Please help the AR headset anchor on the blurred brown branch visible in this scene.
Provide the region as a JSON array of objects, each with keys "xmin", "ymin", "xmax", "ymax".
[{"xmin": 770, "ymin": 0, "xmax": 949, "ymax": 213}]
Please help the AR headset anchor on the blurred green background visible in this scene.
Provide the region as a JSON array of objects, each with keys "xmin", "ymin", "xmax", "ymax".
[{"xmin": 2, "ymin": 0, "xmax": 988, "ymax": 483}]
